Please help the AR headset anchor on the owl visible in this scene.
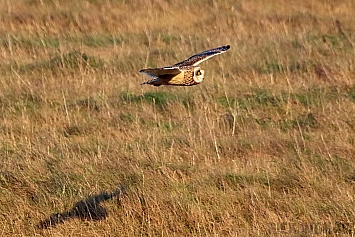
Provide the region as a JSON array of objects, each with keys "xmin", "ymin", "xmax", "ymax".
[{"xmin": 140, "ymin": 45, "xmax": 230, "ymax": 86}]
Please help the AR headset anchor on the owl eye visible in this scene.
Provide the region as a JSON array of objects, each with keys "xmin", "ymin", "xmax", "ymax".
[{"xmin": 196, "ymin": 70, "xmax": 201, "ymax": 76}]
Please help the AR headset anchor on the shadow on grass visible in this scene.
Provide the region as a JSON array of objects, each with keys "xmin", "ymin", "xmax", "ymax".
[{"xmin": 37, "ymin": 186, "xmax": 126, "ymax": 229}]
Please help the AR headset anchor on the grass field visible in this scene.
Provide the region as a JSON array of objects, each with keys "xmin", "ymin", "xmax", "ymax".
[{"xmin": 1, "ymin": 0, "xmax": 355, "ymax": 236}]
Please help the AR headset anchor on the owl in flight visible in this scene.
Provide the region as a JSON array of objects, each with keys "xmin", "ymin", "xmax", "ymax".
[{"xmin": 140, "ymin": 45, "xmax": 230, "ymax": 86}]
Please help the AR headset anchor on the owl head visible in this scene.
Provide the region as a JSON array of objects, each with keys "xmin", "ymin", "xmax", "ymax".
[{"xmin": 193, "ymin": 67, "xmax": 205, "ymax": 83}]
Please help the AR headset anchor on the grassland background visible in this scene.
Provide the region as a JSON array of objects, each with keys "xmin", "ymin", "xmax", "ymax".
[{"xmin": 1, "ymin": 0, "xmax": 355, "ymax": 236}]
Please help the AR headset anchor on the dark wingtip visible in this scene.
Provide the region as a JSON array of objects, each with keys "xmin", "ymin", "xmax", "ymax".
[{"xmin": 224, "ymin": 45, "xmax": 230, "ymax": 50}]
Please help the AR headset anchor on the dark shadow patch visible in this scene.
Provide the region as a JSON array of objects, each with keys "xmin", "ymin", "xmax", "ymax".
[{"xmin": 37, "ymin": 186, "xmax": 126, "ymax": 229}]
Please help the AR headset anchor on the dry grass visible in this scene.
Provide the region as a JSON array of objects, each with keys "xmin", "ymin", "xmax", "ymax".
[{"xmin": 1, "ymin": 0, "xmax": 355, "ymax": 236}]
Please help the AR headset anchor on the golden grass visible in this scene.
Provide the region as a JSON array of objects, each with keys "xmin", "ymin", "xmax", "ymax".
[{"xmin": 1, "ymin": 0, "xmax": 355, "ymax": 236}]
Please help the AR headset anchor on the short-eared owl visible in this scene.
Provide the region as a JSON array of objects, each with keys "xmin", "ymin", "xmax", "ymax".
[{"xmin": 140, "ymin": 45, "xmax": 230, "ymax": 86}]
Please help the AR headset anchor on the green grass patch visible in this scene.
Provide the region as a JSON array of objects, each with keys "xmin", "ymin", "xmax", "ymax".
[
  {"xmin": 0, "ymin": 34, "xmax": 124, "ymax": 49},
  {"xmin": 218, "ymin": 88, "xmax": 286, "ymax": 110},
  {"xmin": 72, "ymin": 96, "xmax": 104, "ymax": 112},
  {"xmin": 0, "ymin": 35, "xmax": 60, "ymax": 49},
  {"xmin": 5, "ymin": 93, "xmax": 43, "ymax": 115},
  {"xmin": 156, "ymin": 120, "xmax": 179, "ymax": 132},
  {"xmin": 219, "ymin": 86, "xmax": 342, "ymax": 111},
  {"xmin": 79, "ymin": 34, "xmax": 123, "ymax": 47},
  {"xmin": 160, "ymin": 35, "xmax": 179, "ymax": 45},
  {"xmin": 214, "ymin": 172, "xmax": 269, "ymax": 191},
  {"xmin": 18, "ymin": 51, "xmax": 104, "ymax": 72},
  {"xmin": 253, "ymin": 59, "xmax": 309, "ymax": 74},
  {"xmin": 120, "ymin": 91, "xmax": 193, "ymax": 109},
  {"xmin": 292, "ymin": 86, "xmax": 339, "ymax": 107},
  {"xmin": 278, "ymin": 113, "xmax": 319, "ymax": 132},
  {"xmin": 119, "ymin": 112, "xmax": 135, "ymax": 123},
  {"xmin": 306, "ymin": 33, "xmax": 345, "ymax": 48}
]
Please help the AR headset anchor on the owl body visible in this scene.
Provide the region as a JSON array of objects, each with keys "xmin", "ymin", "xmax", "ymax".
[
  {"xmin": 140, "ymin": 45, "xmax": 229, "ymax": 86},
  {"xmin": 141, "ymin": 66, "xmax": 204, "ymax": 86}
]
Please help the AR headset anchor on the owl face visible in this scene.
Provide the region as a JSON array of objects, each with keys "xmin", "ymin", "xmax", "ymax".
[{"xmin": 193, "ymin": 67, "xmax": 204, "ymax": 83}]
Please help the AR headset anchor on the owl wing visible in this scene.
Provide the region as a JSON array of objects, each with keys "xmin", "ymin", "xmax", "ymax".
[
  {"xmin": 172, "ymin": 45, "xmax": 230, "ymax": 67},
  {"xmin": 139, "ymin": 67, "xmax": 182, "ymax": 78},
  {"xmin": 140, "ymin": 67, "xmax": 183, "ymax": 86}
]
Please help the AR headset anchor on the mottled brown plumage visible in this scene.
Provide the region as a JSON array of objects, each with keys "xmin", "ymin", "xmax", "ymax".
[{"xmin": 140, "ymin": 45, "xmax": 230, "ymax": 86}]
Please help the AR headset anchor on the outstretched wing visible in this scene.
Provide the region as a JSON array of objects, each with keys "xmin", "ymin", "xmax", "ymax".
[
  {"xmin": 139, "ymin": 67, "xmax": 181, "ymax": 78},
  {"xmin": 172, "ymin": 45, "xmax": 230, "ymax": 67}
]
